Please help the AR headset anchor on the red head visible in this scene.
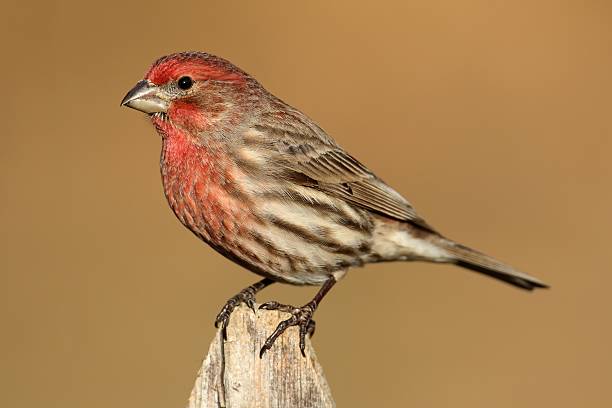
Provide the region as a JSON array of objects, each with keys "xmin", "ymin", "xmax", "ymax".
[
  {"xmin": 121, "ymin": 52, "xmax": 260, "ymax": 135},
  {"xmin": 145, "ymin": 52, "xmax": 248, "ymax": 85}
]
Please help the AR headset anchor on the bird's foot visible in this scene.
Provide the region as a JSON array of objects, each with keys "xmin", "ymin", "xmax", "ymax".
[
  {"xmin": 215, "ymin": 287, "xmax": 259, "ymax": 340},
  {"xmin": 258, "ymin": 301, "xmax": 317, "ymax": 358}
]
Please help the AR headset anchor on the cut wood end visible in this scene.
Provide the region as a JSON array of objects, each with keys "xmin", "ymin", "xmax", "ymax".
[{"xmin": 187, "ymin": 304, "xmax": 335, "ymax": 408}]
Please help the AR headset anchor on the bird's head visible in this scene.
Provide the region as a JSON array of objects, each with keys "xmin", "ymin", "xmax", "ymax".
[{"xmin": 121, "ymin": 52, "xmax": 258, "ymax": 135}]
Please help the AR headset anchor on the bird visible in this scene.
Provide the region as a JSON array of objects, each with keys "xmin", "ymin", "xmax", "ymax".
[{"xmin": 121, "ymin": 51, "xmax": 548, "ymax": 357}]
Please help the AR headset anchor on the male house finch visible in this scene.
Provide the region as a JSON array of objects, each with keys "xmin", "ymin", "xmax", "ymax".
[{"xmin": 121, "ymin": 51, "xmax": 547, "ymax": 357}]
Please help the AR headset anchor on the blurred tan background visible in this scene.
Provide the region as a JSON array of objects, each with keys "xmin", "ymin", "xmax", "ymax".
[{"xmin": 2, "ymin": 0, "xmax": 611, "ymax": 407}]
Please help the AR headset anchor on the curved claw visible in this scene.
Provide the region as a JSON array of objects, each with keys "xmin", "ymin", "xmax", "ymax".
[
  {"xmin": 260, "ymin": 316, "xmax": 297, "ymax": 358},
  {"xmin": 215, "ymin": 287, "xmax": 260, "ymax": 340},
  {"xmin": 245, "ymin": 297, "xmax": 256, "ymax": 313},
  {"xmin": 259, "ymin": 301, "xmax": 297, "ymax": 314},
  {"xmin": 299, "ymin": 322, "xmax": 308, "ymax": 356},
  {"xmin": 215, "ymin": 301, "xmax": 237, "ymax": 340},
  {"xmin": 259, "ymin": 301, "xmax": 281, "ymax": 310},
  {"xmin": 259, "ymin": 301, "xmax": 316, "ymax": 358}
]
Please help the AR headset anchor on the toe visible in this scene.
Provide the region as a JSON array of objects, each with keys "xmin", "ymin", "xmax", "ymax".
[
  {"xmin": 259, "ymin": 301, "xmax": 280, "ymax": 310},
  {"xmin": 299, "ymin": 323, "xmax": 308, "ymax": 357},
  {"xmin": 307, "ymin": 319, "xmax": 316, "ymax": 338}
]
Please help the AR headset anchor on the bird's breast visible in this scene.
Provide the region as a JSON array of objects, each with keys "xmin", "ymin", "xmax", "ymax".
[
  {"xmin": 159, "ymin": 130, "xmax": 252, "ymax": 246},
  {"xmin": 156, "ymin": 125, "xmax": 379, "ymax": 285}
]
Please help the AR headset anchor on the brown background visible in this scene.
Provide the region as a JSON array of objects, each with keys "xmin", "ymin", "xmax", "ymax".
[{"xmin": 2, "ymin": 0, "xmax": 611, "ymax": 407}]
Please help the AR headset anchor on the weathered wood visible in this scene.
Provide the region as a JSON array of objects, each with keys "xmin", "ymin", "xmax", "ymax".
[{"xmin": 187, "ymin": 304, "xmax": 335, "ymax": 408}]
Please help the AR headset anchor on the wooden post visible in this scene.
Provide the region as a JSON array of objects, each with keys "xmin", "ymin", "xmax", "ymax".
[{"xmin": 187, "ymin": 304, "xmax": 335, "ymax": 408}]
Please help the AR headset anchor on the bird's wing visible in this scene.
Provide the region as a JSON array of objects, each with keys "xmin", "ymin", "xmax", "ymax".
[
  {"xmin": 256, "ymin": 114, "xmax": 437, "ymax": 232},
  {"xmin": 287, "ymin": 148, "xmax": 436, "ymax": 232}
]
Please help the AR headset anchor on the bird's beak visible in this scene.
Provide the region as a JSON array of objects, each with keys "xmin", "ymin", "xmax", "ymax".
[{"xmin": 120, "ymin": 80, "xmax": 169, "ymax": 114}]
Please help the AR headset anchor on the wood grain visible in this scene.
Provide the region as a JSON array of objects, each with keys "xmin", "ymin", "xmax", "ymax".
[{"xmin": 187, "ymin": 304, "xmax": 335, "ymax": 408}]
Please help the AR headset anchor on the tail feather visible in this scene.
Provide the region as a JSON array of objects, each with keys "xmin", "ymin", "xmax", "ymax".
[{"xmin": 439, "ymin": 240, "xmax": 549, "ymax": 290}]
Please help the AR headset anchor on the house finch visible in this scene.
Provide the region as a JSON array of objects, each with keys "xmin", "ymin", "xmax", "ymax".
[{"xmin": 121, "ymin": 51, "xmax": 548, "ymax": 357}]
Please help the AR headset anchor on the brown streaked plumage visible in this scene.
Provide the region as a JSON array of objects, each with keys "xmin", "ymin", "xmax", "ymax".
[{"xmin": 121, "ymin": 51, "xmax": 548, "ymax": 357}]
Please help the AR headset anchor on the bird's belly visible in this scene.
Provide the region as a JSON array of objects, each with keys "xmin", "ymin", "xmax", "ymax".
[{"xmin": 237, "ymin": 196, "xmax": 376, "ymax": 284}]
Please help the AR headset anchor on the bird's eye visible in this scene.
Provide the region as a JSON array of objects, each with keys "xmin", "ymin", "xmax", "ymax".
[{"xmin": 177, "ymin": 76, "xmax": 193, "ymax": 90}]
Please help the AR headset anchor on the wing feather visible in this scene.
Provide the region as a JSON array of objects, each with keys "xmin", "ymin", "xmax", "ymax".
[{"xmin": 254, "ymin": 107, "xmax": 436, "ymax": 232}]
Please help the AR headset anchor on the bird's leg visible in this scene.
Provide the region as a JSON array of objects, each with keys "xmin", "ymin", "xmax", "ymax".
[
  {"xmin": 215, "ymin": 278, "xmax": 274, "ymax": 339},
  {"xmin": 259, "ymin": 276, "xmax": 337, "ymax": 358}
]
